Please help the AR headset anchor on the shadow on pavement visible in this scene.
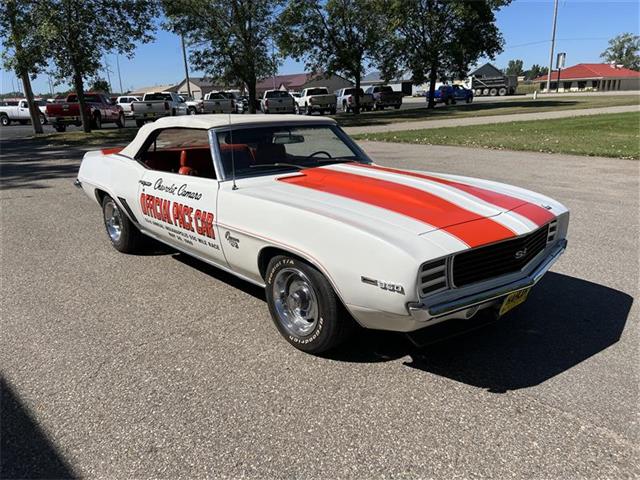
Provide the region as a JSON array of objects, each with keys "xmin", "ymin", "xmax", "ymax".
[
  {"xmin": 0, "ymin": 377, "xmax": 77, "ymax": 479},
  {"xmin": 328, "ymin": 272, "xmax": 633, "ymax": 392}
]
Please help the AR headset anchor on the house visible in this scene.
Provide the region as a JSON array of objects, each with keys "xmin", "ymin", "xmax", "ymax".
[
  {"xmin": 256, "ymin": 73, "xmax": 352, "ymax": 96},
  {"xmin": 468, "ymin": 63, "xmax": 504, "ymax": 79},
  {"xmin": 532, "ymin": 63, "xmax": 640, "ymax": 92},
  {"xmin": 360, "ymin": 71, "xmax": 417, "ymax": 96},
  {"xmin": 129, "ymin": 83, "xmax": 179, "ymax": 97},
  {"xmin": 173, "ymin": 77, "xmax": 231, "ymax": 100}
]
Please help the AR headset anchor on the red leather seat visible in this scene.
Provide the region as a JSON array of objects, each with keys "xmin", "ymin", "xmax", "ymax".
[{"xmin": 178, "ymin": 150, "xmax": 195, "ymax": 176}]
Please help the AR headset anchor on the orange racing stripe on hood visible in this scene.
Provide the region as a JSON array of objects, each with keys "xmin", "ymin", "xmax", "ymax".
[
  {"xmin": 353, "ymin": 163, "xmax": 555, "ymax": 226},
  {"xmin": 279, "ymin": 167, "xmax": 516, "ymax": 247}
]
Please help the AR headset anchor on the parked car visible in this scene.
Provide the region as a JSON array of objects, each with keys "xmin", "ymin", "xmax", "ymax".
[
  {"xmin": 294, "ymin": 87, "xmax": 337, "ymax": 115},
  {"xmin": 46, "ymin": 92, "xmax": 124, "ymax": 132},
  {"xmin": 115, "ymin": 96, "xmax": 140, "ymax": 118},
  {"xmin": 202, "ymin": 91, "xmax": 234, "ymax": 114},
  {"xmin": 364, "ymin": 85, "xmax": 403, "ymax": 110},
  {"xmin": 234, "ymin": 95, "xmax": 250, "ymax": 114},
  {"xmin": 429, "ymin": 85, "xmax": 473, "ymax": 105},
  {"xmin": 261, "ymin": 90, "xmax": 296, "ymax": 114},
  {"xmin": 131, "ymin": 92, "xmax": 187, "ymax": 127},
  {"xmin": 181, "ymin": 96, "xmax": 204, "ymax": 115},
  {"xmin": 0, "ymin": 99, "xmax": 48, "ymax": 126},
  {"xmin": 335, "ymin": 87, "xmax": 374, "ymax": 112},
  {"xmin": 76, "ymin": 115, "xmax": 569, "ymax": 354}
]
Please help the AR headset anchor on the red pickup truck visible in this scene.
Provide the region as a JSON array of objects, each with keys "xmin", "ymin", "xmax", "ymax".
[{"xmin": 46, "ymin": 92, "xmax": 124, "ymax": 132}]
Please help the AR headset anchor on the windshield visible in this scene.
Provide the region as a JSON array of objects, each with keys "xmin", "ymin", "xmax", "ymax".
[
  {"xmin": 265, "ymin": 91, "xmax": 290, "ymax": 98},
  {"xmin": 215, "ymin": 125, "xmax": 370, "ymax": 179}
]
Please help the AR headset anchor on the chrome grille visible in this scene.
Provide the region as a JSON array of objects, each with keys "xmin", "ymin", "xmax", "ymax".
[
  {"xmin": 419, "ymin": 258, "xmax": 448, "ymax": 296},
  {"xmin": 547, "ymin": 219, "xmax": 558, "ymax": 242},
  {"xmin": 452, "ymin": 224, "xmax": 550, "ymax": 287}
]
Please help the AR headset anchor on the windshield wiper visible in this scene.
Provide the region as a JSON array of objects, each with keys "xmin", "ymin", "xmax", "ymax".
[{"xmin": 249, "ymin": 163, "xmax": 304, "ymax": 170}]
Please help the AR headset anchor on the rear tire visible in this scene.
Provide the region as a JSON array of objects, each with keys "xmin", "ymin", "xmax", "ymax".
[
  {"xmin": 116, "ymin": 113, "xmax": 125, "ymax": 128},
  {"xmin": 498, "ymin": 87, "xmax": 507, "ymax": 96},
  {"xmin": 489, "ymin": 88, "xmax": 498, "ymax": 96},
  {"xmin": 265, "ymin": 255, "xmax": 353, "ymax": 354},
  {"xmin": 54, "ymin": 125, "xmax": 66, "ymax": 132},
  {"xmin": 101, "ymin": 195, "xmax": 144, "ymax": 254},
  {"xmin": 0, "ymin": 115, "xmax": 10, "ymax": 127},
  {"xmin": 39, "ymin": 113, "xmax": 47, "ymax": 125},
  {"xmin": 188, "ymin": 107, "xmax": 197, "ymax": 115},
  {"xmin": 92, "ymin": 113, "xmax": 102, "ymax": 129}
]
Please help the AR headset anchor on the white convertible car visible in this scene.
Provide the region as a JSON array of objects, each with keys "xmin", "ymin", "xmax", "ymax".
[{"xmin": 77, "ymin": 115, "xmax": 568, "ymax": 353}]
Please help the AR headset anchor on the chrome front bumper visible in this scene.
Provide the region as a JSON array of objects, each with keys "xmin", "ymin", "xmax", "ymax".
[{"xmin": 408, "ymin": 239, "xmax": 567, "ymax": 322}]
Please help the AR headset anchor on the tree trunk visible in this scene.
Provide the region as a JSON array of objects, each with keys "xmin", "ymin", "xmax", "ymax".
[
  {"xmin": 247, "ymin": 78, "xmax": 257, "ymax": 114},
  {"xmin": 19, "ymin": 70, "xmax": 43, "ymax": 134},
  {"xmin": 354, "ymin": 75, "xmax": 361, "ymax": 115},
  {"xmin": 427, "ymin": 61, "xmax": 438, "ymax": 109},
  {"xmin": 73, "ymin": 71, "xmax": 91, "ymax": 133}
]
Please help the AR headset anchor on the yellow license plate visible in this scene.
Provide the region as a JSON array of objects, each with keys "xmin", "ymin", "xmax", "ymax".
[{"xmin": 499, "ymin": 288, "xmax": 530, "ymax": 316}]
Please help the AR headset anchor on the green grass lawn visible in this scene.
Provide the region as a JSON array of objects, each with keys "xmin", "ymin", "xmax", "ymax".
[
  {"xmin": 334, "ymin": 95, "xmax": 640, "ymax": 128},
  {"xmin": 353, "ymin": 112, "xmax": 640, "ymax": 159},
  {"xmin": 35, "ymin": 127, "xmax": 138, "ymax": 147}
]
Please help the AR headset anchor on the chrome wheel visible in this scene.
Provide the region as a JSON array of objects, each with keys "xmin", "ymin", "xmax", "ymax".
[
  {"xmin": 272, "ymin": 268, "xmax": 319, "ymax": 337},
  {"xmin": 103, "ymin": 199, "xmax": 122, "ymax": 242}
]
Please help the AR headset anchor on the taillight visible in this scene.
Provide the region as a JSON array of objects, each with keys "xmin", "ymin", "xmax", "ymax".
[
  {"xmin": 348, "ymin": 96, "xmax": 353, "ymax": 103},
  {"xmin": 164, "ymin": 101, "xmax": 169, "ymax": 110}
]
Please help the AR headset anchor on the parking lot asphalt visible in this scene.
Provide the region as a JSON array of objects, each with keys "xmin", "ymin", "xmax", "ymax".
[{"xmin": 1, "ymin": 135, "xmax": 638, "ymax": 478}]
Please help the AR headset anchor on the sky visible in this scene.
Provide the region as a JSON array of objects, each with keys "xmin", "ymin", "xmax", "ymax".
[{"xmin": 1, "ymin": 0, "xmax": 638, "ymax": 95}]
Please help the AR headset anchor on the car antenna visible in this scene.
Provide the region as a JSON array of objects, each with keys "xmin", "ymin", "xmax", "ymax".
[{"xmin": 228, "ymin": 108, "xmax": 237, "ymax": 190}]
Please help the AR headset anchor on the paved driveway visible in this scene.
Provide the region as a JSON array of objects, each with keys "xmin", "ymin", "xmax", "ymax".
[{"xmin": 1, "ymin": 138, "xmax": 638, "ymax": 479}]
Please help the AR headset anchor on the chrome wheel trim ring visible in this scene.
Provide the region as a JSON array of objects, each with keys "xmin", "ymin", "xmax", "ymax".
[
  {"xmin": 272, "ymin": 267, "xmax": 319, "ymax": 337},
  {"xmin": 104, "ymin": 199, "xmax": 122, "ymax": 243}
]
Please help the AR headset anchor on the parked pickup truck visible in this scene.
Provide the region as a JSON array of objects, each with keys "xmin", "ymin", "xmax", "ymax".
[
  {"xmin": 335, "ymin": 88, "xmax": 374, "ymax": 112},
  {"xmin": 131, "ymin": 92, "xmax": 187, "ymax": 127},
  {"xmin": 294, "ymin": 87, "xmax": 337, "ymax": 115},
  {"xmin": 261, "ymin": 90, "xmax": 296, "ymax": 114},
  {"xmin": 115, "ymin": 96, "xmax": 140, "ymax": 118},
  {"xmin": 181, "ymin": 96, "xmax": 204, "ymax": 115},
  {"xmin": 430, "ymin": 84, "xmax": 474, "ymax": 105},
  {"xmin": 46, "ymin": 92, "xmax": 124, "ymax": 132},
  {"xmin": 364, "ymin": 85, "xmax": 403, "ymax": 110},
  {"xmin": 0, "ymin": 99, "xmax": 48, "ymax": 126},
  {"xmin": 202, "ymin": 92, "xmax": 234, "ymax": 114}
]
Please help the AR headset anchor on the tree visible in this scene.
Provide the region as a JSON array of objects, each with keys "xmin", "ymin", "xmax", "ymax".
[
  {"xmin": 277, "ymin": 0, "xmax": 388, "ymax": 114},
  {"xmin": 385, "ymin": 0, "xmax": 510, "ymax": 109},
  {"xmin": 0, "ymin": 0, "xmax": 46, "ymax": 134},
  {"xmin": 91, "ymin": 78, "xmax": 111, "ymax": 93},
  {"xmin": 163, "ymin": 0, "xmax": 282, "ymax": 114},
  {"xmin": 601, "ymin": 33, "xmax": 640, "ymax": 71},
  {"xmin": 36, "ymin": 0, "xmax": 156, "ymax": 132},
  {"xmin": 506, "ymin": 59, "xmax": 524, "ymax": 76},
  {"xmin": 524, "ymin": 64, "xmax": 548, "ymax": 80}
]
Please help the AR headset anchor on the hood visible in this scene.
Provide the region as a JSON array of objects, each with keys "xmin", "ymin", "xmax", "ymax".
[{"xmin": 241, "ymin": 163, "xmax": 556, "ymax": 249}]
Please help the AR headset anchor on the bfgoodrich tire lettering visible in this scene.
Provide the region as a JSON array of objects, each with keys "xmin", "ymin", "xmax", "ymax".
[
  {"xmin": 265, "ymin": 255, "xmax": 353, "ymax": 354},
  {"xmin": 101, "ymin": 195, "xmax": 144, "ymax": 253}
]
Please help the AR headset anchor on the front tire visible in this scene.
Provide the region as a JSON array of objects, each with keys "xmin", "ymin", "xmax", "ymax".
[
  {"xmin": 265, "ymin": 255, "xmax": 353, "ymax": 354},
  {"xmin": 54, "ymin": 124, "xmax": 66, "ymax": 132},
  {"xmin": 0, "ymin": 115, "xmax": 10, "ymax": 126},
  {"xmin": 116, "ymin": 113, "xmax": 125, "ymax": 128},
  {"xmin": 92, "ymin": 113, "xmax": 102, "ymax": 129},
  {"xmin": 102, "ymin": 195, "xmax": 143, "ymax": 253}
]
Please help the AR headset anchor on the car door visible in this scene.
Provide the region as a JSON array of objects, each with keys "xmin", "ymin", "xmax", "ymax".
[
  {"xmin": 135, "ymin": 127, "xmax": 227, "ymax": 266},
  {"xmin": 18, "ymin": 101, "xmax": 30, "ymax": 120}
]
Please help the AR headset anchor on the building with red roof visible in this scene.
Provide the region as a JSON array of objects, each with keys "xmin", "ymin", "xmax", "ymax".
[{"xmin": 533, "ymin": 63, "xmax": 640, "ymax": 92}]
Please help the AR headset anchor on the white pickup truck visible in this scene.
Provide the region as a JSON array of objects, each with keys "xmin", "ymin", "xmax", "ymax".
[
  {"xmin": 115, "ymin": 96, "xmax": 140, "ymax": 118},
  {"xmin": 294, "ymin": 87, "xmax": 337, "ymax": 115},
  {"xmin": 202, "ymin": 92, "xmax": 234, "ymax": 114},
  {"xmin": 131, "ymin": 92, "xmax": 187, "ymax": 127},
  {"xmin": 0, "ymin": 99, "xmax": 48, "ymax": 126},
  {"xmin": 335, "ymin": 87, "xmax": 374, "ymax": 112},
  {"xmin": 261, "ymin": 90, "xmax": 296, "ymax": 114}
]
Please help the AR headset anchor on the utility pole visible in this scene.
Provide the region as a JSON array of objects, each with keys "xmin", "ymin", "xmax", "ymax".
[
  {"xmin": 181, "ymin": 35, "xmax": 192, "ymax": 98},
  {"xmin": 546, "ymin": 0, "xmax": 559, "ymax": 94},
  {"xmin": 104, "ymin": 57, "xmax": 113, "ymax": 93},
  {"xmin": 116, "ymin": 55, "xmax": 124, "ymax": 94}
]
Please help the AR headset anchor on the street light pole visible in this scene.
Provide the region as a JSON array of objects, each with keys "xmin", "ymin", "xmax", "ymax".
[
  {"xmin": 181, "ymin": 35, "xmax": 192, "ymax": 98},
  {"xmin": 546, "ymin": 0, "xmax": 559, "ymax": 93}
]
